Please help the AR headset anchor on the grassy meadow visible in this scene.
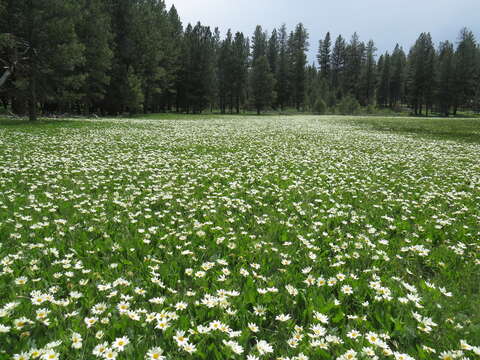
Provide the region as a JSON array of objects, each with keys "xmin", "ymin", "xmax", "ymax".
[{"xmin": 0, "ymin": 115, "xmax": 479, "ymax": 360}]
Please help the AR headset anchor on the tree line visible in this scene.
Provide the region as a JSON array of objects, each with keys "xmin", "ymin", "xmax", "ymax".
[{"xmin": 0, "ymin": 0, "xmax": 479, "ymax": 120}]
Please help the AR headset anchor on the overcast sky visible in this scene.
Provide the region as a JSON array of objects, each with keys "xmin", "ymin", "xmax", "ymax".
[{"xmin": 165, "ymin": 0, "xmax": 479, "ymax": 62}]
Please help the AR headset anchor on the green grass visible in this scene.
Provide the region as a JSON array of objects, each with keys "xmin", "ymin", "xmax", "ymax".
[{"xmin": 0, "ymin": 115, "xmax": 479, "ymax": 360}]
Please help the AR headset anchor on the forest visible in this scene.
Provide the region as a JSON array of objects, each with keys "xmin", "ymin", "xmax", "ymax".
[{"xmin": 0, "ymin": 0, "xmax": 479, "ymax": 120}]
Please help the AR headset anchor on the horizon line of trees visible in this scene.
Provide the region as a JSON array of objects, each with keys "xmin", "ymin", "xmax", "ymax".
[{"xmin": 0, "ymin": 0, "xmax": 479, "ymax": 121}]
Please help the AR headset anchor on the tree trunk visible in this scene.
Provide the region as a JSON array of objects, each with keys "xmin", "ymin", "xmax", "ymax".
[
  {"xmin": 0, "ymin": 69, "xmax": 12, "ymax": 88},
  {"xmin": 28, "ymin": 67, "xmax": 37, "ymax": 122}
]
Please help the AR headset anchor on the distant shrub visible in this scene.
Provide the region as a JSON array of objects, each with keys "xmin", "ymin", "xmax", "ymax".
[
  {"xmin": 313, "ymin": 98, "xmax": 327, "ymax": 115},
  {"xmin": 337, "ymin": 95, "xmax": 361, "ymax": 115}
]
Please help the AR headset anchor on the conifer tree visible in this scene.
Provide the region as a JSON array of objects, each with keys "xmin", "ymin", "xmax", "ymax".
[
  {"xmin": 359, "ymin": 40, "xmax": 376, "ymax": 106},
  {"xmin": 289, "ymin": 23, "xmax": 309, "ymax": 111},
  {"xmin": 317, "ymin": 32, "xmax": 331, "ymax": 80},
  {"xmin": 390, "ymin": 44, "xmax": 407, "ymax": 108},
  {"xmin": 179, "ymin": 22, "xmax": 216, "ymax": 113},
  {"xmin": 251, "ymin": 56, "xmax": 275, "ymax": 114},
  {"xmin": 436, "ymin": 41, "xmax": 455, "ymax": 116},
  {"xmin": 77, "ymin": 0, "xmax": 113, "ymax": 114},
  {"xmin": 331, "ymin": 35, "xmax": 346, "ymax": 101},
  {"xmin": 218, "ymin": 29, "xmax": 234, "ymax": 113},
  {"xmin": 344, "ymin": 32, "xmax": 365, "ymax": 100},
  {"xmin": 377, "ymin": 53, "xmax": 391, "ymax": 107},
  {"xmin": 4, "ymin": 0, "xmax": 85, "ymax": 120},
  {"xmin": 231, "ymin": 32, "xmax": 249, "ymax": 113},
  {"xmin": 252, "ymin": 25, "xmax": 267, "ymax": 63},
  {"xmin": 453, "ymin": 28, "xmax": 477, "ymax": 114},
  {"xmin": 165, "ymin": 5, "xmax": 183, "ymax": 112},
  {"xmin": 407, "ymin": 32, "xmax": 436, "ymax": 115},
  {"xmin": 276, "ymin": 24, "xmax": 290, "ymax": 111},
  {"xmin": 267, "ymin": 29, "xmax": 279, "ymax": 76}
]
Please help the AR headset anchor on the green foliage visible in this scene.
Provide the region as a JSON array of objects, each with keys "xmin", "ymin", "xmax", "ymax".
[
  {"xmin": 313, "ymin": 97, "xmax": 327, "ymax": 114},
  {"xmin": 288, "ymin": 23, "xmax": 309, "ymax": 111},
  {"xmin": 77, "ymin": 0, "xmax": 113, "ymax": 112},
  {"xmin": 407, "ymin": 32, "xmax": 436, "ymax": 115},
  {"xmin": 0, "ymin": 3, "xmax": 478, "ymax": 118},
  {"xmin": 317, "ymin": 32, "xmax": 331, "ymax": 80},
  {"xmin": 454, "ymin": 28, "xmax": 478, "ymax": 112},
  {"xmin": 436, "ymin": 41, "xmax": 456, "ymax": 116},
  {"xmin": 250, "ymin": 56, "xmax": 275, "ymax": 114},
  {"xmin": 0, "ymin": 115, "xmax": 479, "ymax": 359},
  {"xmin": 337, "ymin": 94, "xmax": 361, "ymax": 115},
  {"xmin": 124, "ymin": 68, "xmax": 144, "ymax": 114}
]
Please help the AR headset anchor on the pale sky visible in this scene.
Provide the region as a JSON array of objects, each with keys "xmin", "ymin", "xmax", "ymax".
[{"xmin": 165, "ymin": 0, "xmax": 479, "ymax": 62}]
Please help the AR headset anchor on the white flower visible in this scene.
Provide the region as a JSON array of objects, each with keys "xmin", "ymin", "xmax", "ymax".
[
  {"xmin": 256, "ymin": 340, "xmax": 274, "ymax": 355},
  {"xmin": 145, "ymin": 347, "xmax": 165, "ymax": 360},
  {"xmin": 112, "ymin": 336, "xmax": 130, "ymax": 351},
  {"xmin": 40, "ymin": 350, "xmax": 59, "ymax": 360},
  {"xmin": 275, "ymin": 313, "xmax": 291, "ymax": 322}
]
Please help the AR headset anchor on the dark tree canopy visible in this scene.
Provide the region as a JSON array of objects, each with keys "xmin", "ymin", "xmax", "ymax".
[{"xmin": 0, "ymin": 1, "xmax": 478, "ymax": 118}]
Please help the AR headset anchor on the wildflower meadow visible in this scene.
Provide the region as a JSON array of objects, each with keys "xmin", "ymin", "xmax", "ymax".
[{"xmin": 0, "ymin": 116, "xmax": 479, "ymax": 360}]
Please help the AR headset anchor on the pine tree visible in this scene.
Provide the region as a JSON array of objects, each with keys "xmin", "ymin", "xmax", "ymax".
[
  {"xmin": 267, "ymin": 29, "xmax": 279, "ymax": 76},
  {"xmin": 104, "ymin": 0, "xmax": 137, "ymax": 114},
  {"xmin": 317, "ymin": 32, "xmax": 331, "ymax": 80},
  {"xmin": 436, "ymin": 41, "xmax": 455, "ymax": 116},
  {"xmin": 131, "ymin": 0, "xmax": 170, "ymax": 113},
  {"xmin": 231, "ymin": 32, "xmax": 249, "ymax": 113},
  {"xmin": 330, "ymin": 35, "xmax": 346, "ymax": 101},
  {"xmin": 359, "ymin": 40, "xmax": 376, "ymax": 106},
  {"xmin": 252, "ymin": 25, "xmax": 267, "ymax": 63},
  {"xmin": 77, "ymin": 0, "xmax": 113, "ymax": 114},
  {"xmin": 407, "ymin": 32, "xmax": 436, "ymax": 115},
  {"xmin": 289, "ymin": 23, "xmax": 309, "ymax": 111},
  {"xmin": 179, "ymin": 22, "xmax": 216, "ymax": 113},
  {"xmin": 218, "ymin": 29, "xmax": 234, "ymax": 113},
  {"xmin": 344, "ymin": 32, "xmax": 365, "ymax": 100},
  {"xmin": 251, "ymin": 56, "xmax": 275, "ymax": 114},
  {"xmin": 390, "ymin": 44, "xmax": 407, "ymax": 108},
  {"xmin": 165, "ymin": 5, "xmax": 183, "ymax": 112},
  {"xmin": 474, "ymin": 45, "xmax": 480, "ymax": 113},
  {"xmin": 377, "ymin": 53, "xmax": 390, "ymax": 107},
  {"xmin": 5, "ymin": 0, "xmax": 85, "ymax": 120},
  {"xmin": 453, "ymin": 28, "xmax": 477, "ymax": 114},
  {"xmin": 305, "ymin": 63, "xmax": 320, "ymax": 111},
  {"xmin": 276, "ymin": 24, "xmax": 290, "ymax": 110}
]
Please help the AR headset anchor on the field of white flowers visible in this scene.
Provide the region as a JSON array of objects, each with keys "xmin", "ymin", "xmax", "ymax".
[{"xmin": 0, "ymin": 116, "xmax": 479, "ymax": 360}]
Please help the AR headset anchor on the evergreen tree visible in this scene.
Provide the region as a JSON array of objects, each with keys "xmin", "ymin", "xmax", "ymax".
[
  {"xmin": 453, "ymin": 28, "xmax": 477, "ymax": 113},
  {"xmin": 252, "ymin": 25, "xmax": 267, "ymax": 63},
  {"xmin": 407, "ymin": 32, "xmax": 436, "ymax": 115},
  {"xmin": 344, "ymin": 32, "xmax": 365, "ymax": 100},
  {"xmin": 276, "ymin": 24, "xmax": 290, "ymax": 111},
  {"xmin": 251, "ymin": 56, "xmax": 275, "ymax": 114},
  {"xmin": 317, "ymin": 32, "xmax": 331, "ymax": 80},
  {"xmin": 377, "ymin": 53, "xmax": 390, "ymax": 107},
  {"xmin": 165, "ymin": 5, "xmax": 183, "ymax": 112},
  {"xmin": 104, "ymin": 0, "xmax": 138, "ymax": 114},
  {"xmin": 330, "ymin": 35, "xmax": 346, "ymax": 101},
  {"xmin": 305, "ymin": 63, "xmax": 323, "ymax": 112},
  {"xmin": 132, "ymin": 0, "xmax": 170, "ymax": 113},
  {"xmin": 179, "ymin": 22, "xmax": 216, "ymax": 113},
  {"xmin": 231, "ymin": 32, "xmax": 249, "ymax": 113},
  {"xmin": 289, "ymin": 23, "xmax": 309, "ymax": 111},
  {"xmin": 77, "ymin": 0, "xmax": 113, "ymax": 114},
  {"xmin": 474, "ymin": 45, "xmax": 480, "ymax": 113},
  {"xmin": 359, "ymin": 40, "xmax": 376, "ymax": 106},
  {"xmin": 390, "ymin": 44, "xmax": 407, "ymax": 108},
  {"xmin": 436, "ymin": 41, "xmax": 455, "ymax": 116},
  {"xmin": 218, "ymin": 29, "xmax": 234, "ymax": 113},
  {"xmin": 4, "ymin": 0, "xmax": 85, "ymax": 120},
  {"xmin": 267, "ymin": 29, "xmax": 279, "ymax": 76}
]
